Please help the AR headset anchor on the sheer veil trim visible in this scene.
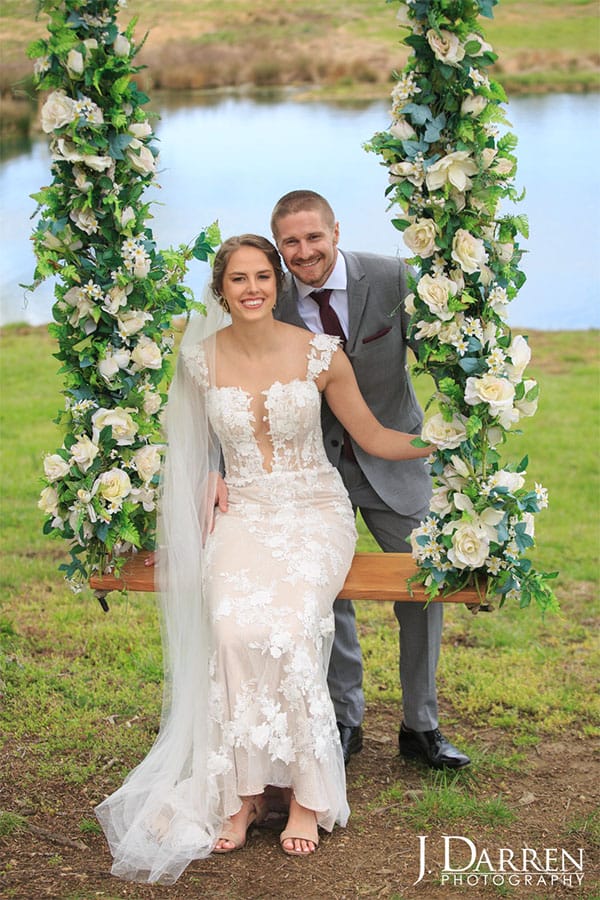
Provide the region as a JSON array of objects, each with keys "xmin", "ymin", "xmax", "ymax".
[{"xmin": 95, "ymin": 293, "xmax": 230, "ymax": 885}]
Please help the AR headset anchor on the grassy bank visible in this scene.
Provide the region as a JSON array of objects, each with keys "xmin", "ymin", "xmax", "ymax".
[
  {"xmin": 1, "ymin": 0, "xmax": 598, "ymax": 143},
  {"xmin": 0, "ymin": 325, "xmax": 598, "ymax": 897}
]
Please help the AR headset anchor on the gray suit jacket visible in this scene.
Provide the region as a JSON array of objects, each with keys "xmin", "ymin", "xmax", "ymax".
[{"xmin": 275, "ymin": 250, "xmax": 432, "ymax": 517}]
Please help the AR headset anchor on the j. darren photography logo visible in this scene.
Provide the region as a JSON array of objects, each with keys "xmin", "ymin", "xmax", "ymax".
[{"xmin": 415, "ymin": 836, "xmax": 585, "ymax": 889}]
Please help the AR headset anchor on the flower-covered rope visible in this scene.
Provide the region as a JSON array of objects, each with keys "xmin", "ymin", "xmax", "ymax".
[
  {"xmin": 367, "ymin": 0, "xmax": 557, "ymax": 610},
  {"xmin": 27, "ymin": 0, "xmax": 219, "ymax": 591}
]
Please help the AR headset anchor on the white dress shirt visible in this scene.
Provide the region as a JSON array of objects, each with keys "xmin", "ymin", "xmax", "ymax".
[{"xmin": 294, "ymin": 251, "xmax": 349, "ymax": 337}]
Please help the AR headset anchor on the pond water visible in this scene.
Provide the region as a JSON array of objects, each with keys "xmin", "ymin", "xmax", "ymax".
[{"xmin": 1, "ymin": 91, "xmax": 599, "ymax": 330}]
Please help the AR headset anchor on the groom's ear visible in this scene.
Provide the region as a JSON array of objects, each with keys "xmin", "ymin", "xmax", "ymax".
[{"xmin": 333, "ymin": 222, "xmax": 340, "ymax": 245}]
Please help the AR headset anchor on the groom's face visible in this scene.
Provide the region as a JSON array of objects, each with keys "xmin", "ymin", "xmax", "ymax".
[{"xmin": 274, "ymin": 209, "xmax": 339, "ymax": 288}]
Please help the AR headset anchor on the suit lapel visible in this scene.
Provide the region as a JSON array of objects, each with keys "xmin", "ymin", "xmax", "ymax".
[
  {"xmin": 344, "ymin": 252, "xmax": 369, "ymax": 353},
  {"xmin": 278, "ymin": 277, "xmax": 310, "ymax": 330}
]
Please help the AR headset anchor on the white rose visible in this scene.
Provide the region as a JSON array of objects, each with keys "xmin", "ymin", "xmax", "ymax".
[
  {"xmin": 448, "ymin": 522, "xmax": 489, "ymax": 569},
  {"xmin": 83, "ymin": 39, "xmax": 98, "ymax": 51},
  {"xmin": 389, "ymin": 160, "xmax": 424, "ymax": 187},
  {"xmin": 465, "ymin": 374, "xmax": 516, "ymax": 428},
  {"xmin": 404, "ymin": 292, "xmax": 416, "ymax": 316},
  {"xmin": 103, "ymin": 285, "xmax": 130, "ymax": 315},
  {"xmin": 93, "ymin": 468, "xmax": 132, "ymax": 505},
  {"xmin": 126, "ymin": 139, "xmax": 157, "ymax": 175},
  {"xmin": 403, "ymin": 218, "xmax": 438, "ymax": 258},
  {"xmin": 38, "ymin": 485, "xmax": 60, "ymax": 516},
  {"xmin": 430, "ymin": 486, "xmax": 453, "ymax": 517},
  {"xmin": 132, "ymin": 254, "xmax": 151, "ymax": 279},
  {"xmin": 422, "ymin": 412, "xmax": 467, "ymax": 450},
  {"xmin": 414, "ymin": 319, "xmax": 442, "ymax": 340},
  {"xmin": 416, "ymin": 273, "xmax": 456, "ymax": 321},
  {"xmin": 495, "ymin": 241, "xmax": 514, "ymax": 263},
  {"xmin": 426, "ymin": 151, "xmax": 478, "ymax": 193},
  {"xmin": 117, "ymin": 309, "xmax": 152, "ymax": 337},
  {"xmin": 133, "ymin": 445, "xmax": 162, "ymax": 482},
  {"xmin": 82, "ymin": 153, "xmax": 113, "ymax": 172},
  {"xmin": 70, "ymin": 434, "xmax": 100, "ymax": 472},
  {"xmin": 505, "ymin": 335, "xmax": 531, "ymax": 383},
  {"xmin": 451, "ymin": 228, "xmax": 488, "ymax": 274},
  {"xmin": 98, "ymin": 355, "xmax": 119, "ymax": 382},
  {"xmin": 66, "ymin": 49, "xmax": 84, "ymax": 77},
  {"xmin": 113, "ymin": 34, "xmax": 131, "ymax": 57},
  {"xmin": 128, "ymin": 121, "xmax": 153, "ymax": 139},
  {"xmin": 92, "ymin": 407, "xmax": 138, "ymax": 446},
  {"xmin": 41, "ymin": 90, "xmax": 76, "ymax": 132},
  {"xmin": 494, "ymin": 157, "xmax": 515, "ymax": 177},
  {"xmin": 489, "ymin": 470, "xmax": 525, "ymax": 493},
  {"xmin": 120, "ymin": 206, "xmax": 136, "ymax": 229},
  {"xmin": 523, "ymin": 512, "xmax": 535, "ymax": 539},
  {"xmin": 515, "ymin": 379, "xmax": 539, "ymax": 418},
  {"xmin": 426, "ymin": 29, "xmax": 465, "ymax": 67},
  {"xmin": 481, "ymin": 147, "xmax": 497, "ymax": 169},
  {"xmin": 461, "ymin": 94, "xmax": 487, "ymax": 117},
  {"xmin": 69, "ymin": 208, "xmax": 98, "ymax": 235},
  {"xmin": 131, "ymin": 335, "xmax": 163, "ymax": 371},
  {"xmin": 72, "ymin": 165, "xmax": 92, "ymax": 192},
  {"xmin": 143, "ymin": 390, "xmax": 162, "ymax": 415},
  {"xmin": 63, "ymin": 285, "xmax": 95, "ymax": 326},
  {"xmin": 129, "ymin": 485, "xmax": 156, "ymax": 512},
  {"xmin": 53, "ymin": 137, "xmax": 83, "ymax": 163},
  {"xmin": 390, "ymin": 118, "xmax": 416, "ymax": 140},
  {"xmin": 44, "ymin": 453, "xmax": 71, "ymax": 482}
]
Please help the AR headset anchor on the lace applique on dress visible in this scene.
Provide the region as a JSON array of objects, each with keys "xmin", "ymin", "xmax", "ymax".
[
  {"xmin": 180, "ymin": 341, "xmax": 209, "ymax": 389},
  {"xmin": 307, "ymin": 333, "xmax": 341, "ymax": 382}
]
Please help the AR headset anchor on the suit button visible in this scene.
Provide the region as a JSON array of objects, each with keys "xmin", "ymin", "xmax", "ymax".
[{"xmin": 331, "ymin": 440, "xmax": 340, "ymax": 448}]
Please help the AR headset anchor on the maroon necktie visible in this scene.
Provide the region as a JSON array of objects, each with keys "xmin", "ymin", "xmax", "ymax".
[
  {"xmin": 310, "ymin": 289, "xmax": 346, "ymax": 346},
  {"xmin": 309, "ymin": 289, "xmax": 356, "ymax": 461}
]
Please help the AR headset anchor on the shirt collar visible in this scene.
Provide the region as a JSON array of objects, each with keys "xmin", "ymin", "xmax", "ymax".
[{"xmin": 294, "ymin": 251, "xmax": 347, "ymax": 300}]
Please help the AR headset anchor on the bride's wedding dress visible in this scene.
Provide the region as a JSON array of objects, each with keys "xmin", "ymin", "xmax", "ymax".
[{"xmin": 96, "ymin": 332, "xmax": 356, "ymax": 883}]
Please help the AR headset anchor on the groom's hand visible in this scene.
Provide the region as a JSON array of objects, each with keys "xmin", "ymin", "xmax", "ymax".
[{"xmin": 210, "ymin": 473, "xmax": 229, "ymax": 531}]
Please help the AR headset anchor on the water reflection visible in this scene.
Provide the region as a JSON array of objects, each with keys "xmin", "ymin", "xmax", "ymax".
[{"xmin": 1, "ymin": 92, "xmax": 599, "ymax": 329}]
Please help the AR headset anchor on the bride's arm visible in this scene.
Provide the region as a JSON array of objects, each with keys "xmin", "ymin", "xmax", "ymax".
[{"xmin": 322, "ymin": 349, "xmax": 434, "ymax": 461}]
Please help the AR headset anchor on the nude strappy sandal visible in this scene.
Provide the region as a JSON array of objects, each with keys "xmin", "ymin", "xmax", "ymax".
[{"xmin": 214, "ymin": 796, "xmax": 267, "ymax": 853}]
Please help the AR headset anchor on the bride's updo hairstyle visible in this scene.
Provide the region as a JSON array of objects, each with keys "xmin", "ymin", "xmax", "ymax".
[{"xmin": 211, "ymin": 234, "xmax": 285, "ymax": 311}]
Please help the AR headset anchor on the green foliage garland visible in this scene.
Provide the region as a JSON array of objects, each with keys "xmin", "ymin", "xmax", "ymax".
[
  {"xmin": 367, "ymin": 0, "xmax": 557, "ymax": 610},
  {"xmin": 27, "ymin": 0, "xmax": 219, "ymax": 590}
]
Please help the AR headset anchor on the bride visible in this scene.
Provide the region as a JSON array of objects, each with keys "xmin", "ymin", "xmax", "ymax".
[{"xmin": 95, "ymin": 234, "xmax": 432, "ymax": 883}]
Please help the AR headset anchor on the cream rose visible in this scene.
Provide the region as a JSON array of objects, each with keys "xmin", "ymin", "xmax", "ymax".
[
  {"xmin": 93, "ymin": 468, "xmax": 132, "ymax": 506},
  {"xmin": 505, "ymin": 335, "xmax": 531, "ymax": 383},
  {"xmin": 451, "ymin": 228, "xmax": 488, "ymax": 274},
  {"xmin": 120, "ymin": 206, "xmax": 136, "ymax": 229},
  {"xmin": 515, "ymin": 379, "xmax": 539, "ymax": 418},
  {"xmin": 416, "ymin": 273, "xmax": 456, "ymax": 321},
  {"xmin": 390, "ymin": 118, "xmax": 416, "ymax": 140},
  {"xmin": 41, "ymin": 90, "xmax": 76, "ymax": 132},
  {"xmin": 465, "ymin": 32, "xmax": 493, "ymax": 56},
  {"xmin": 133, "ymin": 445, "xmax": 162, "ymax": 483},
  {"xmin": 117, "ymin": 309, "xmax": 152, "ymax": 337},
  {"xmin": 44, "ymin": 453, "xmax": 71, "ymax": 482},
  {"xmin": 113, "ymin": 34, "xmax": 131, "ymax": 57},
  {"xmin": 131, "ymin": 335, "xmax": 163, "ymax": 371},
  {"xmin": 461, "ymin": 94, "xmax": 487, "ymax": 117},
  {"xmin": 422, "ymin": 412, "xmax": 467, "ymax": 450},
  {"xmin": 488, "ymin": 470, "xmax": 525, "ymax": 493},
  {"xmin": 430, "ymin": 485, "xmax": 453, "ymax": 517},
  {"xmin": 426, "ymin": 151, "xmax": 478, "ymax": 193},
  {"xmin": 129, "ymin": 121, "xmax": 153, "ymax": 139},
  {"xmin": 92, "ymin": 407, "xmax": 138, "ymax": 446},
  {"xmin": 38, "ymin": 485, "xmax": 60, "ymax": 517},
  {"xmin": 465, "ymin": 374, "xmax": 516, "ymax": 428},
  {"xmin": 448, "ymin": 522, "xmax": 490, "ymax": 569},
  {"xmin": 495, "ymin": 241, "xmax": 514, "ymax": 263},
  {"xmin": 70, "ymin": 434, "xmax": 100, "ymax": 472},
  {"xmin": 103, "ymin": 285, "xmax": 129, "ymax": 315},
  {"xmin": 66, "ymin": 49, "xmax": 84, "ymax": 77},
  {"xmin": 69, "ymin": 208, "xmax": 99, "ymax": 235},
  {"xmin": 404, "ymin": 292, "xmax": 416, "ymax": 316},
  {"xmin": 126, "ymin": 139, "xmax": 157, "ymax": 175},
  {"xmin": 426, "ymin": 29, "xmax": 465, "ymax": 67},
  {"xmin": 403, "ymin": 218, "xmax": 438, "ymax": 258},
  {"xmin": 72, "ymin": 165, "xmax": 92, "ymax": 192},
  {"xmin": 142, "ymin": 390, "xmax": 162, "ymax": 415}
]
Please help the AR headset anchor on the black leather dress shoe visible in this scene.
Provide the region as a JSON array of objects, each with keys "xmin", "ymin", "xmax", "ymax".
[
  {"xmin": 398, "ymin": 723, "xmax": 470, "ymax": 769},
  {"xmin": 337, "ymin": 723, "xmax": 363, "ymax": 766}
]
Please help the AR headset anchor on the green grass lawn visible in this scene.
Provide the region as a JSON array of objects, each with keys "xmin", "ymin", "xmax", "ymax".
[{"xmin": 1, "ymin": 324, "xmax": 598, "ymax": 791}]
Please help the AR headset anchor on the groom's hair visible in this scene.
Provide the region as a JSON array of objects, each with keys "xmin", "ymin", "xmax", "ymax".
[{"xmin": 270, "ymin": 190, "xmax": 336, "ymax": 237}]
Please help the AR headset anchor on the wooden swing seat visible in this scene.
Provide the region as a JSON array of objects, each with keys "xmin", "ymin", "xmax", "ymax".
[{"xmin": 90, "ymin": 550, "xmax": 483, "ymax": 605}]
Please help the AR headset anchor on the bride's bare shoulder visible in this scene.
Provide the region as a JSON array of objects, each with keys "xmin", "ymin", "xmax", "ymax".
[{"xmin": 275, "ymin": 320, "xmax": 313, "ymax": 347}]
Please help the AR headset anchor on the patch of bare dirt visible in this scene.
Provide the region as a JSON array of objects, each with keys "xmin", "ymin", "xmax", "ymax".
[{"xmin": 1, "ymin": 705, "xmax": 598, "ymax": 899}]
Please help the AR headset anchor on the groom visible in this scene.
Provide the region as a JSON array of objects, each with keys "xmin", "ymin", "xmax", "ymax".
[{"xmin": 271, "ymin": 190, "xmax": 470, "ymax": 770}]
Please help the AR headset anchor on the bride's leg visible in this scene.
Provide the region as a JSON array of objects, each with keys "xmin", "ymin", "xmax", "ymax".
[
  {"xmin": 214, "ymin": 794, "xmax": 265, "ymax": 853},
  {"xmin": 280, "ymin": 793, "xmax": 319, "ymax": 856}
]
